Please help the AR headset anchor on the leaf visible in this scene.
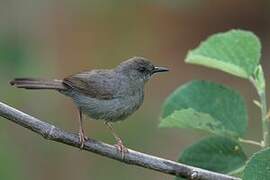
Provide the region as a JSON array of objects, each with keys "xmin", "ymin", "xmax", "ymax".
[
  {"xmin": 185, "ymin": 29, "xmax": 261, "ymax": 78},
  {"xmin": 160, "ymin": 80, "xmax": 248, "ymax": 138},
  {"xmin": 176, "ymin": 136, "xmax": 247, "ymax": 180},
  {"xmin": 242, "ymin": 148, "xmax": 270, "ymax": 180},
  {"xmin": 160, "ymin": 109, "xmax": 238, "ymax": 138}
]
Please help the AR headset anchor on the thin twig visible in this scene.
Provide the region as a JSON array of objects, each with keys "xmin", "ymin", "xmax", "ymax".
[
  {"xmin": 250, "ymin": 76, "xmax": 270, "ymax": 148},
  {"xmin": 0, "ymin": 101, "xmax": 240, "ymax": 180},
  {"xmin": 238, "ymin": 138, "xmax": 262, "ymax": 147},
  {"xmin": 253, "ymin": 99, "xmax": 262, "ymax": 109}
]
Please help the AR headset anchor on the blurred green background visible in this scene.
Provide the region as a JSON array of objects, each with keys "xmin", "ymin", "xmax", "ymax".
[{"xmin": 0, "ymin": 0, "xmax": 269, "ymax": 179}]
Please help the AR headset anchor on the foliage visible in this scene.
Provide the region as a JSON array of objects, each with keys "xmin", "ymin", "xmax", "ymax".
[
  {"xmin": 160, "ymin": 29, "xmax": 269, "ymax": 179},
  {"xmin": 160, "ymin": 80, "xmax": 247, "ymax": 138},
  {"xmin": 176, "ymin": 136, "xmax": 247, "ymax": 180},
  {"xmin": 242, "ymin": 148, "xmax": 270, "ymax": 180},
  {"xmin": 185, "ymin": 30, "xmax": 261, "ymax": 78}
]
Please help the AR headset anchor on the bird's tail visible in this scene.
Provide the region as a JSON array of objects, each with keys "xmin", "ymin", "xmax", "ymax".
[{"xmin": 10, "ymin": 78, "xmax": 67, "ymax": 90}]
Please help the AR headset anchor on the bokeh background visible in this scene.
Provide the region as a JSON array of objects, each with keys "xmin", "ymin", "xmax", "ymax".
[{"xmin": 0, "ymin": 1, "xmax": 269, "ymax": 179}]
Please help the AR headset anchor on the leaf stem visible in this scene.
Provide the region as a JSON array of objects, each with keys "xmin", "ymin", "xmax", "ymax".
[
  {"xmin": 228, "ymin": 165, "xmax": 245, "ymax": 176},
  {"xmin": 238, "ymin": 138, "xmax": 262, "ymax": 147},
  {"xmin": 258, "ymin": 91, "xmax": 270, "ymax": 147},
  {"xmin": 250, "ymin": 66, "xmax": 270, "ymax": 148}
]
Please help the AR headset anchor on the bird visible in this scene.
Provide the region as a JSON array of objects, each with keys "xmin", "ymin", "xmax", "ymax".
[{"xmin": 10, "ymin": 57, "xmax": 169, "ymax": 155}]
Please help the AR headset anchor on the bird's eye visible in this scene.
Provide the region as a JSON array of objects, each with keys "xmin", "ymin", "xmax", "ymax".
[{"xmin": 138, "ymin": 66, "xmax": 147, "ymax": 72}]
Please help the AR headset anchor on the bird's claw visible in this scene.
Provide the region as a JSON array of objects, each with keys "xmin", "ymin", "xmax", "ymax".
[
  {"xmin": 79, "ymin": 131, "xmax": 88, "ymax": 149},
  {"xmin": 114, "ymin": 140, "xmax": 128, "ymax": 158}
]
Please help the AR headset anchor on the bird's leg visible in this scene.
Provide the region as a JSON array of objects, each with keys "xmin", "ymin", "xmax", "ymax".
[
  {"xmin": 104, "ymin": 122, "xmax": 128, "ymax": 158},
  {"xmin": 78, "ymin": 108, "xmax": 88, "ymax": 149}
]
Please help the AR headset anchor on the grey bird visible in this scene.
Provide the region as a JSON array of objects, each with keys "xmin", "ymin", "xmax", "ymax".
[{"xmin": 10, "ymin": 57, "xmax": 169, "ymax": 154}]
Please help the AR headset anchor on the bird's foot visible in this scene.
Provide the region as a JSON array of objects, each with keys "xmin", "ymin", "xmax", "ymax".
[
  {"xmin": 79, "ymin": 131, "xmax": 88, "ymax": 149},
  {"xmin": 114, "ymin": 139, "xmax": 128, "ymax": 158}
]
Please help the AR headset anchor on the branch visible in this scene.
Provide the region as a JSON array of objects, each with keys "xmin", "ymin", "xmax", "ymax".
[{"xmin": 0, "ymin": 101, "xmax": 240, "ymax": 180}]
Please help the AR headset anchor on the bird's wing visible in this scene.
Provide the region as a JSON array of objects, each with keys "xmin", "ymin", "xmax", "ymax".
[{"xmin": 63, "ymin": 70, "xmax": 116, "ymax": 100}]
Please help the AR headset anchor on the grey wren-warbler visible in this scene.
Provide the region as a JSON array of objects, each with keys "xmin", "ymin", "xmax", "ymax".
[{"xmin": 10, "ymin": 57, "xmax": 169, "ymax": 155}]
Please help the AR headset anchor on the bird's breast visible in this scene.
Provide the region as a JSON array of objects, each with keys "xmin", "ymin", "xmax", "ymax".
[{"xmin": 69, "ymin": 89, "xmax": 144, "ymax": 122}]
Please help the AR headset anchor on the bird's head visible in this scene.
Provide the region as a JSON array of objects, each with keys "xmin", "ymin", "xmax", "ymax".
[{"xmin": 116, "ymin": 57, "xmax": 169, "ymax": 83}]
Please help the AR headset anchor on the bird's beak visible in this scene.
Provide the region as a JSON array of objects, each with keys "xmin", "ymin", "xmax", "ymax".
[{"xmin": 151, "ymin": 66, "xmax": 169, "ymax": 75}]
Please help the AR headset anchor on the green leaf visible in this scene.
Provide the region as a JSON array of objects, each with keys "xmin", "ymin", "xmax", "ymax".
[
  {"xmin": 176, "ymin": 136, "xmax": 247, "ymax": 180},
  {"xmin": 243, "ymin": 148, "xmax": 270, "ymax": 180},
  {"xmin": 185, "ymin": 29, "xmax": 261, "ymax": 78},
  {"xmin": 160, "ymin": 80, "xmax": 248, "ymax": 138}
]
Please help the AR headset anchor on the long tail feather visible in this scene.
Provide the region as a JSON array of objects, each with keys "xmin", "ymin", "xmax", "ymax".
[{"xmin": 10, "ymin": 78, "xmax": 66, "ymax": 90}]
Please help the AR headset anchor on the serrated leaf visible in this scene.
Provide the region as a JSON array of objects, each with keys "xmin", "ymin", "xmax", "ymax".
[
  {"xmin": 242, "ymin": 148, "xmax": 270, "ymax": 180},
  {"xmin": 185, "ymin": 29, "xmax": 261, "ymax": 78},
  {"xmin": 176, "ymin": 136, "xmax": 247, "ymax": 180},
  {"xmin": 160, "ymin": 80, "xmax": 248, "ymax": 138}
]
